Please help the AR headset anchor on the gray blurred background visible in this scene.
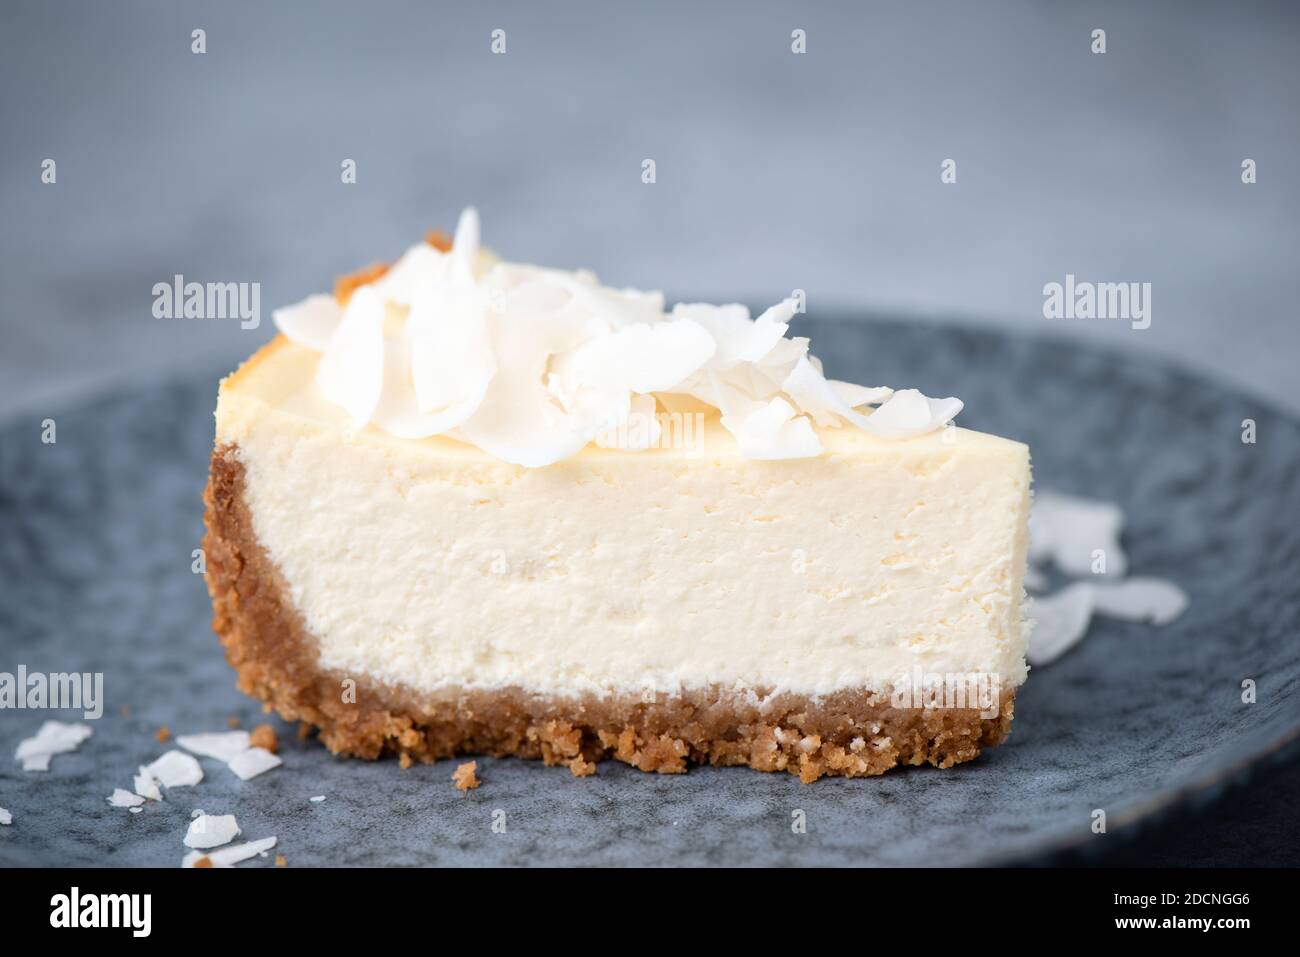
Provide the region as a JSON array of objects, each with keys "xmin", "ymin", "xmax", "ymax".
[{"xmin": 2, "ymin": 0, "xmax": 1298, "ymax": 415}]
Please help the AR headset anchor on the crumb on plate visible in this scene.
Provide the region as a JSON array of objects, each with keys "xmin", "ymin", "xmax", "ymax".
[
  {"xmin": 452, "ymin": 760, "xmax": 480, "ymax": 791},
  {"xmin": 249, "ymin": 723, "xmax": 278, "ymax": 754}
]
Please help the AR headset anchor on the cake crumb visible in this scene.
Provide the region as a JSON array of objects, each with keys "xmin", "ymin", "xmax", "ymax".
[
  {"xmin": 452, "ymin": 761, "xmax": 480, "ymax": 791},
  {"xmin": 568, "ymin": 756, "xmax": 597, "ymax": 778},
  {"xmin": 155, "ymin": 725, "xmax": 171, "ymax": 743},
  {"xmin": 193, "ymin": 856, "xmax": 214, "ymax": 869},
  {"xmin": 297, "ymin": 722, "xmax": 313, "ymax": 740},
  {"xmin": 227, "ymin": 716, "xmax": 241, "ymax": 729},
  {"xmin": 425, "ymin": 229, "xmax": 453, "ymax": 252},
  {"xmin": 399, "ymin": 752, "xmax": 413, "ymax": 770},
  {"xmin": 249, "ymin": 723, "xmax": 278, "ymax": 754},
  {"xmin": 274, "ymin": 854, "xmax": 287, "ymax": 868},
  {"xmin": 334, "ymin": 262, "xmax": 390, "ymax": 305},
  {"xmin": 334, "ymin": 231, "xmax": 448, "ymax": 306}
]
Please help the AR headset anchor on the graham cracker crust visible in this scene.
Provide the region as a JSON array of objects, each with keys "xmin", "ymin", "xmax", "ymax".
[{"xmin": 202, "ymin": 446, "xmax": 1016, "ymax": 782}]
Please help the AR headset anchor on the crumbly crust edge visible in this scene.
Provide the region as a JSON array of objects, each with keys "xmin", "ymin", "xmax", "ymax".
[{"xmin": 202, "ymin": 445, "xmax": 1016, "ymax": 781}]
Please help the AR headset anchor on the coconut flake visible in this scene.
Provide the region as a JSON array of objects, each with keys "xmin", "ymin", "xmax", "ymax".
[
  {"xmin": 1092, "ymin": 578, "xmax": 1189, "ymax": 626},
  {"xmin": 184, "ymin": 814, "xmax": 242, "ymax": 849},
  {"xmin": 14, "ymin": 721, "xmax": 92, "ymax": 772},
  {"xmin": 675, "ymin": 301, "xmax": 790, "ymax": 369},
  {"xmin": 108, "ymin": 788, "xmax": 145, "ymax": 808},
  {"xmin": 0, "ymin": 808, "xmax": 11, "ymax": 825},
  {"xmin": 452, "ymin": 206, "xmax": 480, "ymax": 264},
  {"xmin": 781, "ymin": 355, "xmax": 886, "ymax": 429},
  {"xmin": 176, "ymin": 730, "xmax": 251, "ymax": 763},
  {"xmin": 368, "ymin": 242, "xmax": 445, "ymax": 307},
  {"xmin": 1029, "ymin": 490, "xmax": 1128, "ymax": 578},
  {"xmin": 556, "ymin": 318, "xmax": 715, "ymax": 398},
  {"xmin": 133, "ymin": 767, "xmax": 163, "ymax": 801},
  {"xmin": 831, "ymin": 380, "xmax": 893, "ymax": 410},
  {"xmin": 1027, "ymin": 583, "xmax": 1097, "ymax": 666},
  {"xmin": 545, "ymin": 320, "xmax": 714, "ymax": 451},
  {"xmin": 593, "ymin": 393, "xmax": 664, "ymax": 451},
  {"xmin": 380, "ymin": 278, "xmax": 497, "ymax": 435},
  {"xmin": 274, "ymin": 209, "xmax": 967, "ymax": 464},
  {"xmin": 625, "ymin": 394, "xmax": 663, "ymax": 450},
  {"xmin": 228, "ymin": 747, "xmax": 281, "ymax": 781},
  {"xmin": 145, "ymin": 750, "xmax": 204, "ymax": 788},
  {"xmin": 456, "ymin": 293, "xmax": 597, "ymax": 467},
  {"xmin": 316, "ymin": 286, "xmax": 386, "ymax": 427},
  {"xmin": 722, "ymin": 397, "xmax": 823, "ymax": 460},
  {"xmin": 751, "ymin": 335, "xmax": 810, "ymax": 388},
  {"xmin": 182, "ymin": 836, "xmax": 277, "ymax": 869},
  {"xmin": 1025, "ymin": 522, "xmax": 1189, "ymax": 668},
  {"xmin": 542, "ymin": 267, "xmax": 664, "ymax": 328},
  {"xmin": 859, "ymin": 389, "xmax": 963, "ymax": 439},
  {"xmin": 272, "ymin": 294, "xmax": 342, "ymax": 351},
  {"xmin": 1026, "ymin": 577, "xmax": 1189, "ymax": 667}
]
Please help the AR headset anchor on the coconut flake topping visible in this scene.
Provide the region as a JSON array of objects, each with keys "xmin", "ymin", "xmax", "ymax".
[
  {"xmin": 14, "ymin": 721, "xmax": 92, "ymax": 772},
  {"xmin": 271, "ymin": 209, "xmax": 962, "ymax": 466}
]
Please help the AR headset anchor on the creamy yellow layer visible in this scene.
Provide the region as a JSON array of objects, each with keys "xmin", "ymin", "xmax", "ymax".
[{"xmin": 215, "ymin": 337, "xmax": 1032, "ymax": 698}]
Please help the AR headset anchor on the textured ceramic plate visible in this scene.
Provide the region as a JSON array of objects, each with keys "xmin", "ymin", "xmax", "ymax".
[{"xmin": 2, "ymin": 318, "xmax": 1298, "ymax": 867}]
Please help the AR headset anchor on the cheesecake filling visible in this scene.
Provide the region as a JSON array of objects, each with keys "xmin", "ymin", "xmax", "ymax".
[{"xmin": 204, "ymin": 445, "xmax": 1022, "ymax": 780}]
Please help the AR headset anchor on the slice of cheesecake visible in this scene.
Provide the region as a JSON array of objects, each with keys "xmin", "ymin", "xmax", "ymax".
[{"xmin": 203, "ymin": 211, "xmax": 1031, "ymax": 781}]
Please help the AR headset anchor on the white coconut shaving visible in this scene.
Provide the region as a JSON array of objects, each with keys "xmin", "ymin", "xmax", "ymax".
[
  {"xmin": 174, "ymin": 728, "xmax": 284, "ymax": 780},
  {"xmin": 309, "ymin": 795, "xmax": 326, "ymax": 803},
  {"xmin": 184, "ymin": 813, "xmax": 242, "ymax": 849},
  {"xmin": 1029, "ymin": 490, "xmax": 1127, "ymax": 578},
  {"xmin": 227, "ymin": 747, "xmax": 281, "ymax": 781},
  {"xmin": 144, "ymin": 750, "xmax": 204, "ymax": 788},
  {"xmin": 271, "ymin": 293, "xmax": 338, "ymax": 351},
  {"xmin": 176, "ymin": 731, "xmax": 251, "ymax": 763},
  {"xmin": 133, "ymin": 767, "xmax": 163, "ymax": 802},
  {"xmin": 107, "ymin": 788, "xmax": 146, "ymax": 809},
  {"xmin": 272, "ymin": 208, "xmax": 961, "ymax": 466},
  {"xmin": 1026, "ymin": 491, "xmax": 1188, "ymax": 665},
  {"xmin": 182, "ymin": 836, "xmax": 277, "ymax": 869},
  {"xmin": 14, "ymin": 721, "xmax": 92, "ymax": 771},
  {"xmin": 1027, "ymin": 584, "xmax": 1097, "ymax": 666},
  {"xmin": 0, "ymin": 808, "xmax": 12, "ymax": 825},
  {"xmin": 1091, "ymin": 577, "xmax": 1189, "ymax": 625}
]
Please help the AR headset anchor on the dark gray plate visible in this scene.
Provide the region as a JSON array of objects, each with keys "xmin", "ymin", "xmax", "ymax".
[{"xmin": 2, "ymin": 318, "xmax": 1298, "ymax": 867}]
